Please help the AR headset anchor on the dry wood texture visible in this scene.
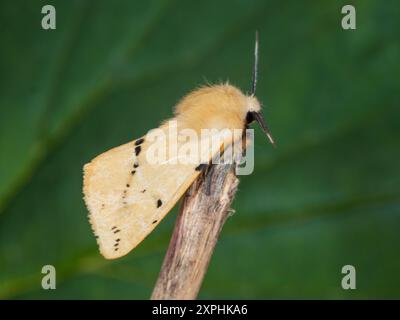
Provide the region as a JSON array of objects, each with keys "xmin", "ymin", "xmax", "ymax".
[{"xmin": 151, "ymin": 163, "xmax": 239, "ymax": 300}]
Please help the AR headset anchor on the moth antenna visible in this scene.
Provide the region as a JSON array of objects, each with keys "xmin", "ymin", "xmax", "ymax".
[{"xmin": 250, "ymin": 30, "xmax": 259, "ymax": 96}]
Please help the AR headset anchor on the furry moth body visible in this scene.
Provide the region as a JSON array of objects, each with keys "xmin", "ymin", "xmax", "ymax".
[{"xmin": 83, "ymin": 34, "xmax": 274, "ymax": 259}]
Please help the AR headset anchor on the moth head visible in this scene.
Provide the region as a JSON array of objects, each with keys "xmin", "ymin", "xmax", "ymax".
[
  {"xmin": 244, "ymin": 96, "xmax": 275, "ymax": 146},
  {"xmin": 244, "ymin": 31, "xmax": 275, "ymax": 147}
]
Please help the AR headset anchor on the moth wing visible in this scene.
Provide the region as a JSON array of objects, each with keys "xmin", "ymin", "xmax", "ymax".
[{"xmin": 83, "ymin": 126, "xmax": 235, "ymax": 259}]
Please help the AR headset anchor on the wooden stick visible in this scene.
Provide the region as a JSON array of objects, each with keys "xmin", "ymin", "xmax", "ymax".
[{"xmin": 151, "ymin": 163, "xmax": 239, "ymax": 300}]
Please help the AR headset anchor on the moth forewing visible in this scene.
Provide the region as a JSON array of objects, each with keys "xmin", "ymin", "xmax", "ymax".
[{"xmin": 83, "ymin": 123, "xmax": 239, "ymax": 259}]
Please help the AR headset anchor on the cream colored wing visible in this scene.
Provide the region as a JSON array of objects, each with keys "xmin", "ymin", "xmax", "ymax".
[{"xmin": 83, "ymin": 125, "xmax": 235, "ymax": 259}]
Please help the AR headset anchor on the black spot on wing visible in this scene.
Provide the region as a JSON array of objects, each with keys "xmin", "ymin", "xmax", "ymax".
[
  {"xmin": 141, "ymin": 189, "xmax": 146, "ymax": 193},
  {"xmin": 131, "ymin": 170, "xmax": 136, "ymax": 175},
  {"xmin": 114, "ymin": 237, "xmax": 121, "ymax": 250},
  {"xmin": 152, "ymin": 220, "xmax": 158, "ymax": 224},
  {"xmin": 133, "ymin": 161, "xmax": 139, "ymax": 168},
  {"xmin": 157, "ymin": 199, "xmax": 162, "ymax": 208},
  {"xmin": 135, "ymin": 138, "xmax": 145, "ymax": 146},
  {"xmin": 135, "ymin": 146, "xmax": 142, "ymax": 156}
]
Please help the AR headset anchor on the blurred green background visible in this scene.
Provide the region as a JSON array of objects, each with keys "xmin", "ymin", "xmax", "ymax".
[{"xmin": 0, "ymin": 0, "xmax": 399, "ymax": 299}]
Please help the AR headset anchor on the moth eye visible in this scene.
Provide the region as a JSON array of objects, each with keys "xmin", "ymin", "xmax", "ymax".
[{"xmin": 246, "ymin": 111, "xmax": 255, "ymax": 124}]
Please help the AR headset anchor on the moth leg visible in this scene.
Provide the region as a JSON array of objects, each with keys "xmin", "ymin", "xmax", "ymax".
[
  {"xmin": 204, "ymin": 164, "xmax": 214, "ymax": 196},
  {"xmin": 186, "ymin": 164, "xmax": 207, "ymax": 197},
  {"xmin": 185, "ymin": 184, "xmax": 195, "ymax": 197},
  {"xmin": 191, "ymin": 162, "xmax": 213, "ymax": 196}
]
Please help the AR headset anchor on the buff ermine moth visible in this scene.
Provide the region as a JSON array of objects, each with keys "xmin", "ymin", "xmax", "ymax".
[{"xmin": 83, "ymin": 32, "xmax": 274, "ymax": 259}]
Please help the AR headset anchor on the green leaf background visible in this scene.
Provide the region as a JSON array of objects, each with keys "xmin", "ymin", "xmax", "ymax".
[{"xmin": 0, "ymin": 0, "xmax": 399, "ymax": 299}]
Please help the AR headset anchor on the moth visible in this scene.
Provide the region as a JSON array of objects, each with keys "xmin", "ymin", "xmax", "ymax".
[{"xmin": 83, "ymin": 32, "xmax": 274, "ymax": 259}]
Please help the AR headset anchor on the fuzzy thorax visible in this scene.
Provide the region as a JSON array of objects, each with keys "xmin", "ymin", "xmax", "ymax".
[{"xmin": 173, "ymin": 84, "xmax": 261, "ymax": 132}]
